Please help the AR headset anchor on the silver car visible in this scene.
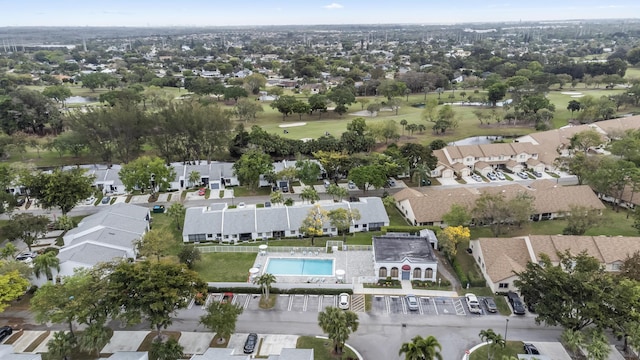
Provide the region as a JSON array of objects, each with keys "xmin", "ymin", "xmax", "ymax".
[
  {"xmin": 338, "ymin": 293, "xmax": 350, "ymax": 310},
  {"xmin": 406, "ymin": 294, "xmax": 419, "ymax": 311}
]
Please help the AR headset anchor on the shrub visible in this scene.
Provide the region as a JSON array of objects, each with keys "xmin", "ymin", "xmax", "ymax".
[{"xmin": 452, "ymin": 259, "xmax": 468, "ymax": 285}]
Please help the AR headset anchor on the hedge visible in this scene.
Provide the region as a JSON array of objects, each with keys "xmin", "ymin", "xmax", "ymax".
[
  {"xmin": 207, "ymin": 286, "xmax": 352, "ymax": 296},
  {"xmin": 451, "ymin": 259, "xmax": 468, "ymax": 286},
  {"xmin": 381, "ymin": 225, "xmax": 441, "ymax": 235}
]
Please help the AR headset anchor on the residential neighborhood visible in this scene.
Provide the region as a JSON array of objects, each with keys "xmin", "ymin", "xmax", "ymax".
[{"xmin": 3, "ymin": 6, "xmax": 640, "ymax": 360}]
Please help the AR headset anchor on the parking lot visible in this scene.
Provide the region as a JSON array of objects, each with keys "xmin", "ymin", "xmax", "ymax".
[{"xmin": 192, "ymin": 293, "xmax": 502, "ymax": 317}]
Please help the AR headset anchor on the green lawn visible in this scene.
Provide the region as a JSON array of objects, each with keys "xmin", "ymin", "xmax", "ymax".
[
  {"xmin": 193, "ymin": 252, "xmax": 257, "ymax": 282},
  {"xmin": 470, "ymin": 341, "xmax": 524, "ymax": 360},
  {"xmin": 296, "ymin": 336, "xmax": 358, "ymax": 360}
]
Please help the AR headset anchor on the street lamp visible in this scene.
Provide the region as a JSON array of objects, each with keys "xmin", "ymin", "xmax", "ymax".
[{"xmin": 505, "ymin": 318, "xmax": 509, "ymax": 342}]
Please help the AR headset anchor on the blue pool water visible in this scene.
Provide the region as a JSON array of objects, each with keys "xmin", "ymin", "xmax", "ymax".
[{"xmin": 265, "ymin": 258, "xmax": 334, "ymax": 276}]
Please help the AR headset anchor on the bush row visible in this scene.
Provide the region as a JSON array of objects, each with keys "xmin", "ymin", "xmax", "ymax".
[
  {"xmin": 381, "ymin": 225, "xmax": 441, "ymax": 235},
  {"xmin": 207, "ymin": 286, "xmax": 352, "ymax": 296}
]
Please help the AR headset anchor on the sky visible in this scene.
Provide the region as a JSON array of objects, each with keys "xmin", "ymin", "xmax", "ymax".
[{"xmin": 3, "ymin": 0, "xmax": 639, "ymax": 27}]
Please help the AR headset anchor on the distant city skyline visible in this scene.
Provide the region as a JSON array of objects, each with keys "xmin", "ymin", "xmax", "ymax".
[{"xmin": 4, "ymin": 0, "xmax": 639, "ymax": 27}]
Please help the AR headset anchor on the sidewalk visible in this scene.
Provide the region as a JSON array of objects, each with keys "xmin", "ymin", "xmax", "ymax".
[{"xmin": 352, "ymin": 281, "xmax": 458, "ymax": 297}]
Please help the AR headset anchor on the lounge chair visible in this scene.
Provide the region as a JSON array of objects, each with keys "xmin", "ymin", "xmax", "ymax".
[{"xmin": 302, "ymin": 250, "xmax": 307, "ymax": 256}]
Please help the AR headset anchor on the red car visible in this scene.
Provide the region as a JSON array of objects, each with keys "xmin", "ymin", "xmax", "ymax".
[
  {"xmin": 198, "ymin": 188, "xmax": 206, "ymax": 196},
  {"xmin": 221, "ymin": 292, "xmax": 233, "ymax": 303}
]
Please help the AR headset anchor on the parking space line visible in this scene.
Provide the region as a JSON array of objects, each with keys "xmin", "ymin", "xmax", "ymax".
[
  {"xmin": 287, "ymin": 295, "xmax": 293, "ymax": 311},
  {"xmin": 303, "ymin": 295, "xmax": 308, "ymax": 311},
  {"xmin": 454, "ymin": 298, "xmax": 466, "ymax": 315},
  {"xmin": 243, "ymin": 295, "xmax": 251, "ymax": 309},
  {"xmin": 187, "ymin": 298, "xmax": 195, "ymax": 310},
  {"xmin": 418, "ymin": 297, "xmax": 427, "ymax": 315},
  {"xmin": 202, "ymin": 293, "xmax": 216, "ymax": 310},
  {"xmin": 394, "ymin": 296, "xmax": 406, "ymax": 314},
  {"xmin": 385, "ymin": 296, "xmax": 391, "ymax": 314},
  {"xmin": 432, "ymin": 298, "xmax": 438, "ymax": 315},
  {"xmin": 324, "ymin": 295, "xmax": 335, "ymax": 308}
]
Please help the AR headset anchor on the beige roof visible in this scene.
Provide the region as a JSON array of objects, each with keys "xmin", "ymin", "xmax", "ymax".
[
  {"xmin": 474, "ymin": 161, "xmax": 491, "ymax": 170},
  {"xmin": 396, "ymin": 182, "xmax": 604, "ymax": 223},
  {"xmin": 594, "ymin": 116, "xmax": 640, "ymax": 136},
  {"xmin": 477, "ymin": 237, "xmax": 531, "ymax": 282},
  {"xmin": 479, "ymin": 234, "xmax": 640, "ymax": 284}
]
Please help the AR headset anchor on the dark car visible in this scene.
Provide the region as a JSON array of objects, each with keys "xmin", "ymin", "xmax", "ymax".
[
  {"xmin": 152, "ymin": 205, "xmax": 165, "ymax": 213},
  {"xmin": 15, "ymin": 196, "xmax": 26, "ymax": 207},
  {"xmin": 483, "ymin": 297, "xmax": 498, "ymax": 313},
  {"xmin": 523, "ymin": 343, "xmax": 540, "ymax": 355},
  {"xmin": 507, "ymin": 292, "xmax": 526, "ymax": 315},
  {"xmin": 243, "ymin": 333, "xmax": 258, "ymax": 354},
  {"xmin": 101, "ymin": 196, "xmax": 111, "ymax": 204},
  {"xmin": 0, "ymin": 326, "xmax": 13, "ymax": 343}
]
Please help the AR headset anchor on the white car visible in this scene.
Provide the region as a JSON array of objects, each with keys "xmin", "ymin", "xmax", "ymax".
[
  {"xmin": 465, "ymin": 293, "xmax": 482, "ymax": 314},
  {"xmin": 405, "ymin": 294, "xmax": 419, "ymax": 311},
  {"xmin": 338, "ymin": 293, "xmax": 350, "ymax": 310},
  {"xmin": 85, "ymin": 196, "xmax": 96, "ymax": 205},
  {"xmin": 496, "ymin": 171, "xmax": 506, "ymax": 180},
  {"xmin": 471, "ymin": 174, "xmax": 482, "ymax": 182},
  {"xmin": 517, "ymin": 172, "xmax": 529, "ymax": 179}
]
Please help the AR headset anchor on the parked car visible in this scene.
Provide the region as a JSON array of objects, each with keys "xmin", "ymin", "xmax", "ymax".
[
  {"xmin": 465, "ymin": 293, "xmax": 481, "ymax": 314},
  {"xmin": 0, "ymin": 326, "xmax": 13, "ymax": 343},
  {"xmin": 387, "ymin": 178, "xmax": 397, "ymax": 187},
  {"xmin": 523, "ymin": 343, "xmax": 540, "ymax": 355},
  {"xmin": 487, "ymin": 172, "xmax": 497, "ymax": 181},
  {"xmin": 338, "ymin": 293, "xmax": 350, "ymax": 310},
  {"xmin": 405, "ymin": 294, "xmax": 419, "ymax": 311},
  {"xmin": 532, "ymin": 170, "xmax": 543, "ymax": 178},
  {"xmin": 197, "ymin": 188, "xmax": 206, "ymax": 196},
  {"xmin": 152, "ymin": 205, "xmax": 165, "ymax": 213},
  {"xmin": 243, "ymin": 333, "xmax": 258, "ymax": 354},
  {"xmin": 323, "ymin": 180, "xmax": 331, "ymax": 189},
  {"xmin": 471, "ymin": 174, "xmax": 482, "ymax": 182},
  {"xmin": 517, "ymin": 172, "xmax": 529, "ymax": 179},
  {"xmin": 16, "ymin": 252, "xmax": 36, "ymax": 261},
  {"xmin": 15, "ymin": 196, "xmax": 26, "ymax": 206},
  {"xmin": 421, "ymin": 178, "xmax": 432, "ymax": 186},
  {"xmin": 507, "ymin": 292, "xmax": 526, "ymax": 315},
  {"xmin": 496, "ymin": 171, "xmax": 506, "ymax": 180},
  {"xmin": 264, "ymin": 201, "xmax": 271, "ymax": 208},
  {"xmin": 221, "ymin": 292, "xmax": 233, "ymax": 304},
  {"xmin": 101, "ymin": 196, "xmax": 111, "ymax": 204},
  {"xmin": 483, "ymin": 297, "xmax": 497, "ymax": 313},
  {"xmin": 85, "ymin": 196, "xmax": 96, "ymax": 205},
  {"xmin": 237, "ymin": 202, "xmax": 246, "ymax": 208},
  {"xmin": 348, "ymin": 180, "xmax": 356, "ymax": 189}
]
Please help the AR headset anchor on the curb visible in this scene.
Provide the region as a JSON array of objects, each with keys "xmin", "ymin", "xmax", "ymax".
[
  {"xmin": 315, "ymin": 336, "xmax": 363, "ymax": 360},
  {"xmin": 461, "ymin": 341, "xmax": 490, "ymax": 360}
]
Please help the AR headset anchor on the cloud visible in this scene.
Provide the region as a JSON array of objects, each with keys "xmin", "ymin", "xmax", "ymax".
[{"xmin": 323, "ymin": 3, "xmax": 344, "ymax": 10}]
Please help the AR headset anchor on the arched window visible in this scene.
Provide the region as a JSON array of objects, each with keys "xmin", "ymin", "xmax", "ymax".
[
  {"xmin": 413, "ymin": 268, "xmax": 422, "ymax": 278},
  {"xmin": 425, "ymin": 268, "xmax": 433, "ymax": 278},
  {"xmin": 379, "ymin": 267, "xmax": 387, "ymax": 278},
  {"xmin": 390, "ymin": 267, "xmax": 399, "ymax": 278}
]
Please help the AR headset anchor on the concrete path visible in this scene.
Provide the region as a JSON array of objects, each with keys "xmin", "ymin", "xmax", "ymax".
[
  {"xmin": 11, "ymin": 330, "xmax": 47, "ymax": 353},
  {"xmin": 258, "ymin": 335, "xmax": 299, "ymax": 357},
  {"xmin": 530, "ymin": 341, "xmax": 572, "ymax": 360},
  {"xmin": 178, "ymin": 332, "xmax": 215, "ymax": 355},
  {"xmin": 101, "ymin": 331, "xmax": 149, "ymax": 352},
  {"xmin": 33, "ymin": 331, "xmax": 61, "ymax": 353}
]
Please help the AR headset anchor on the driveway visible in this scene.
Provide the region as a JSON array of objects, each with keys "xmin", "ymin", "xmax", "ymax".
[
  {"xmin": 528, "ymin": 341, "xmax": 571, "ymax": 360},
  {"xmin": 439, "ymin": 177, "xmax": 459, "ymax": 186}
]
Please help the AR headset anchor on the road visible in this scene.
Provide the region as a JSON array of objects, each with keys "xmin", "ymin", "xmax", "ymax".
[{"xmin": 5, "ymin": 304, "xmax": 564, "ymax": 360}]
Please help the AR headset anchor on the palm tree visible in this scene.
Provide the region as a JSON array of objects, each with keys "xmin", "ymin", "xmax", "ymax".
[
  {"xmin": 78, "ymin": 324, "xmax": 111, "ymax": 357},
  {"xmin": 479, "ymin": 329, "xmax": 505, "ymax": 360},
  {"xmin": 33, "ymin": 252, "xmax": 60, "ymax": 281},
  {"xmin": 151, "ymin": 338, "xmax": 184, "ymax": 360},
  {"xmin": 561, "ymin": 329, "xmax": 585, "ymax": 355},
  {"xmin": 47, "ymin": 331, "xmax": 75, "ymax": 360},
  {"xmin": 256, "ymin": 273, "xmax": 276, "ymax": 300},
  {"xmin": 585, "ymin": 329, "xmax": 610, "ymax": 360},
  {"xmin": 318, "ymin": 306, "xmax": 359, "ymax": 355},
  {"xmin": 399, "ymin": 335, "xmax": 443, "ymax": 360},
  {"xmin": 399, "ymin": 335, "xmax": 426, "ymax": 360},
  {"xmin": 400, "ymin": 119, "xmax": 408, "ymax": 135},
  {"xmin": 411, "ymin": 163, "xmax": 431, "ymax": 187},
  {"xmin": 167, "ymin": 203, "xmax": 186, "ymax": 230},
  {"xmin": 299, "ymin": 186, "xmax": 319, "ymax": 204},
  {"xmin": 188, "ymin": 171, "xmax": 201, "ymax": 188}
]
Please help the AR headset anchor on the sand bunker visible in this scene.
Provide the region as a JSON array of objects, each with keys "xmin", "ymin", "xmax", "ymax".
[
  {"xmin": 561, "ymin": 92, "xmax": 583, "ymax": 95},
  {"xmin": 279, "ymin": 122, "xmax": 307, "ymax": 128},
  {"xmin": 571, "ymin": 95, "xmax": 585, "ymax": 98}
]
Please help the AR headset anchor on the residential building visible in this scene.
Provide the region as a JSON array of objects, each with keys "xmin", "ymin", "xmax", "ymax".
[
  {"xmin": 372, "ymin": 233, "xmax": 439, "ymax": 282},
  {"xmin": 470, "ymin": 235, "xmax": 640, "ymax": 293},
  {"xmin": 182, "ymin": 197, "xmax": 389, "ymax": 243},
  {"xmin": 393, "ymin": 180, "xmax": 605, "ymax": 226},
  {"xmin": 41, "ymin": 204, "xmax": 150, "ymax": 285}
]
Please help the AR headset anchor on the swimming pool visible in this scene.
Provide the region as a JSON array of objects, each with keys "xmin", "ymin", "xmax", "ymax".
[{"xmin": 265, "ymin": 258, "xmax": 334, "ymax": 276}]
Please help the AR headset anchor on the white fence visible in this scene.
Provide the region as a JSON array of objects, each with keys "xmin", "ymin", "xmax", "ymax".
[{"xmin": 196, "ymin": 245, "xmax": 327, "ymax": 254}]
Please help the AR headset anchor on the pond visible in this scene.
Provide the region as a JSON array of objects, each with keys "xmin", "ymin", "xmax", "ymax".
[
  {"xmin": 449, "ymin": 136, "xmax": 503, "ymax": 146},
  {"xmin": 65, "ymin": 96, "xmax": 97, "ymax": 104}
]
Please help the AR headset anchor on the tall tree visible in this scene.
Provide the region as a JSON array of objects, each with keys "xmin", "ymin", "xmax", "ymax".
[
  {"xmin": 119, "ymin": 156, "xmax": 176, "ymax": 194},
  {"xmin": 234, "ymin": 98, "xmax": 264, "ymax": 123},
  {"xmin": 177, "ymin": 245, "xmax": 201, "ymax": 270},
  {"xmin": 326, "ymin": 184, "xmax": 349, "ymax": 202},
  {"xmin": 299, "ymin": 186, "xmax": 319, "ymax": 204},
  {"xmin": 348, "ymin": 165, "xmax": 387, "ymax": 192},
  {"xmin": 478, "ymin": 329, "xmax": 505, "ymax": 360},
  {"xmin": 200, "ymin": 302, "xmax": 244, "ymax": 344},
  {"xmin": 0, "ymin": 270, "xmax": 29, "ymax": 312},
  {"xmin": 137, "ymin": 230, "xmax": 173, "ymax": 262},
  {"xmin": 328, "ymin": 208, "xmax": 361, "ymax": 242},
  {"xmin": 586, "ymin": 157, "xmax": 637, "ymax": 212},
  {"xmin": 295, "ymin": 159, "xmax": 321, "ymax": 185},
  {"xmin": 47, "ymin": 331, "xmax": 75, "ymax": 360},
  {"xmin": 5, "ymin": 213, "xmax": 50, "ymax": 251},
  {"xmin": 270, "ymin": 95, "xmax": 298, "ymax": 120},
  {"xmin": 318, "ymin": 307, "xmax": 359, "ymax": 355},
  {"xmin": 77, "ymin": 324, "xmax": 111, "ymax": 357},
  {"xmin": 562, "ymin": 205, "xmax": 603, "ymax": 235},
  {"xmin": 150, "ymin": 338, "xmax": 184, "ymax": 360},
  {"xmin": 439, "ymin": 226, "xmax": 470, "ymax": 260},
  {"xmin": 233, "ymin": 149, "xmax": 274, "ymax": 192},
  {"xmin": 299, "ymin": 204, "xmax": 328, "ymax": 246},
  {"xmin": 442, "ymin": 204, "xmax": 472, "ymax": 226},
  {"xmin": 107, "ymin": 261, "xmax": 205, "ymax": 340},
  {"xmin": 25, "ymin": 168, "xmax": 94, "ymax": 214}
]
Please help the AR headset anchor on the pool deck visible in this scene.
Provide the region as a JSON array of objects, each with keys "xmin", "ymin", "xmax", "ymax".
[{"xmin": 251, "ymin": 249, "xmax": 376, "ymax": 285}]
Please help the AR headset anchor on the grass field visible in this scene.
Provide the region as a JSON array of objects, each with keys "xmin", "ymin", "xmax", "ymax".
[
  {"xmin": 296, "ymin": 336, "xmax": 358, "ymax": 360},
  {"xmin": 470, "ymin": 341, "xmax": 524, "ymax": 360}
]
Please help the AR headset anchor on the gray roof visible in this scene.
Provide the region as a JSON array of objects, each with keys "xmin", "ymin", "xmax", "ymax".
[
  {"xmin": 183, "ymin": 197, "xmax": 389, "ymax": 237},
  {"xmin": 373, "ymin": 234, "xmax": 437, "ymax": 263},
  {"xmin": 191, "ymin": 348, "xmax": 248, "ymax": 360},
  {"xmin": 267, "ymin": 348, "xmax": 314, "ymax": 360},
  {"xmin": 58, "ymin": 242, "xmax": 128, "ymax": 266},
  {"xmin": 67, "ymin": 227, "xmax": 141, "ymax": 249},
  {"xmin": 102, "ymin": 352, "xmax": 148, "ymax": 360}
]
